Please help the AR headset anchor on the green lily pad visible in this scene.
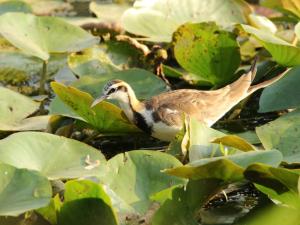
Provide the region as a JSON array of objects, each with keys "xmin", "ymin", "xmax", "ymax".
[
  {"xmin": 51, "ymin": 81, "xmax": 139, "ymax": 133},
  {"xmin": 248, "ymin": 13, "xmax": 277, "ymax": 33},
  {"xmin": 261, "ymin": 0, "xmax": 300, "ymax": 18},
  {"xmin": 57, "ymin": 198, "xmax": 118, "ymax": 225},
  {"xmin": 102, "ymin": 150, "xmax": 186, "ymax": 214},
  {"xmin": 151, "ymin": 179, "xmax": 223, "ymax": 225},
  {"xmin": 256, "ymin": 109, "xmax": 300, "ymax": 163},
  {"xmin": 165, "ymin": 150, "xmax": 282, "ymax": 182},
  {"xmin": 211, "ymin": 135, "xmax": 256, "ymax": 151},
  {"xmin": 72, "ymin": 68, "xmax": 168, "ymax": 99},
  {"xmin": 244, "ymin": 163, "xmax": 300, "ymax": 207},
  {"xmin": 0, "ymin": 87, "xmax": 51, "ymax": 131},
  {"xmin": 259, "ymin": 66, "xmax": 300, "ymax": 112},
  {"xmin": 173, "ymin": 22, "xmax": 241, "ymax": 86},
  {"xmin": 90, "ymin": 1, "xmax": 130, "ymax": 23},
  {"xmin": 37, "ymin": 195, "xmax": 62, "ymax": 225},
  {"xmin": 122, "ymin": 0, "xmax": 251, "ymax": 42},
  {"xmin": 0, "ymin": 1, "xmax": 32, "ymax": 15},
  {"xmin": 0, "ymin": 12, "xmax": 99, "ymax": 60},
  {"xmin": 64, "ymin": 180, "xmax": 111, "ymax": 206},
  {"xmin": 295, "ymin": 22, "xmax": 300, "ymax": 42},
  {"xmin": 0, "ymin": 163, "xmax": 51, "ymax": 216},
  {"xmin": 0, "ymin": 132, "xmax": 106, "ymax": 180},
  {"xmin": 240, "ymin": 24, "xmax": 300, "ymax": 66}
]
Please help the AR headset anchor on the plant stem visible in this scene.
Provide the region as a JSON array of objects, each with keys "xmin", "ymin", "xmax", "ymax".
[{"xmin": 39, "ymin": 60, "xmax": 48, "ymax": 94}]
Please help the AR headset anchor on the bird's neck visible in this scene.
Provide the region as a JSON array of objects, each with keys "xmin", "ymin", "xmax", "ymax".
[{"xmin": 118, "ymin": 87, "xmax": 145, "ymax": 123}]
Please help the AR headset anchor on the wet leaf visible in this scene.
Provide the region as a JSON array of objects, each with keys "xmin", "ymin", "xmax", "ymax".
[
  {"xmin": 211, "ymin": 135, "xmax": 256, "ymax": 151},
  {"xmin": 0, "ymin": 132, "xmax": 106, "ymax": 180},
  {"xmin": 0, "ymin": 12, "xmax": 99, "ymax": 60},
  {"xmin": 173, "ymin": 22, "xmax": 241, "ymax": 86},
  {"xmin": 240, "ymin": 24, "xmax": 300, "ymax": 66},
  {"xmin": 51, "ymin": 82, "xmax": 139, "ymax": 133},
  {"xmin": 102, "ymin": 150, "xmax": 186, "ymax": 214},
  {"xmin": 0, "ymin": 163, "xmax": 51, "ymax": 216},
  {"xmin": 244, "ymin": 163, "xmax": 300, "ymax": 207},
  {"xmin": 165, "ymin": 150, "xmax": 282, "ymax": 182},
  {"xmin": 256, "ymin": 109, "xmax": 300, "ymax": 163},
  {"xmin": 259, "ymin": 66, "xmax": 300, "ymax": 112},
  {"xmin": 57, "ymin": 198, "xmax": 118, "ymax": 225},
  {"xmin": 122, "ymin": 0, "xmax": 251, "ymax": 42}
]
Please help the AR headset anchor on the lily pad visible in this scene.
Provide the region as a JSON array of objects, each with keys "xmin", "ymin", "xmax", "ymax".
[
  {"xmin": 151, "ymin": 179, "xmax": 223, "ymax": 225},
  {"xmin": 261, "ymin": 0, "xmax": 300, "ymax": 18},
  {"xmin": 0, "ymin": 87, "xmax": 50, "ymax": 131},
  {"xmin": 0, "ymin": 132, "xmax": 106, "ymax": 180},
  {"xmin": 68, "ymin": 43, "xmax": 142, "ymax": 78},
  {"xmin": 259, "ymin": 66, "xmax": 300, "ymax": 112},
  {"xmin": 101, "ymin": 150, "xmax": 186, "ymax": 214},
  {"xmin": 240, "ymin": 24, "xmax": 300, "ymax": 66},
  {"xmin": 173, "ymin": 22, "xmax": 241, "ymax": 86},
  {"xmin": 57, "ymin": 198, "xmax": 118, "ymax": 225},
  {"xmin": 72, "ymin": 68, "xmax": 168, "ymax": 99},
  {"xmin": 256, "ymin": 109, "xmax": 300, "ymax": 163},
  {"xmin": 51, "ymin": 82, "xmax": 139, "ymax": 133},
  {"xmin": 211, "ymin": 135, "xmax": 256, "ymax": 151},
  {"xmin": 295, "ymin": 22, "xmax": 300, "ymax": 42},
  {"xmin": 165, "ymin": 150, "xmax": 282, "ymax": 182},
  {"xmin": 248, "ymin": 13, "xmax": 277, "ymax": 33},
  {"xmin": 244, "ymin": 163, "xmax": 300, "ymax": 207},
  {"xmin": 121, "ymin": 0, "xmax": 251, "ymax": 42},
  {"xmin": 0, "ymin": 1, "xmax": 32, "ymax": 15},
  {"xmin": 0, "ymin": 163, "xmax": 51, "ymax": 216},
  {"xmin": 0, "ymin": 12, "xmax": 99, "ymax": 60}
]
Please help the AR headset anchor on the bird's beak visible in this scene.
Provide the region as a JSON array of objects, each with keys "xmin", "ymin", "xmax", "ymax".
[{"xmin": 90, "ymin": 95, "xmax": 106, "ymax": 108}]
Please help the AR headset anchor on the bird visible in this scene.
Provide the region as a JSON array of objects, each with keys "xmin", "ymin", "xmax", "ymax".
[{"xmin": 91, "ymin": 63, "xmax": 289, "ymax": 141}]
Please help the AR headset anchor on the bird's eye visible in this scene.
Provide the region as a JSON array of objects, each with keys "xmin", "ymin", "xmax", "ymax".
[{"xmin": 108, "ymin": 88, "xmax": 116, "ymax": 95}]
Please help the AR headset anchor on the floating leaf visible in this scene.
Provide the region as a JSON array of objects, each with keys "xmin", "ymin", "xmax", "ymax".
[
  {"xmin": 259, "ymin": 66, "xmax": 300, "ymax": 112},
  {"xmin": 245, "ymin": 163, "xmax": 300, "ymax": 207},
  {"xmin": 57, "ymin": 198, "xmax": 118, "ymax": 225},
  {"xmin": 151, "ymin": 179, "xmax": 222, "ymax": 225},
  {"xmin": 165, "ymin": 150, "xmax": 282, "ymax": 181},
  {"xmin": 240, "ymin": 24, "xmax": 300, "ymax": 66},
  {"xmin": 256, "ymin": 109, "xmax": 300, "ymax": 163},
  {"xmin": 51, "ymin": 82, "xmax": 139, "ymax": 133},
  {"xmin": 0, "ymin": 132, "xmax": 106, "ymax": 179},
  {"xmin": 102, "ymin": 150, "xmax": 186, "ymax": 214},
  {"xmin": 261, "ymin": 0, "xmax": 300, "ymax": 18},
  {"xmin": 122, "ymin": 0, "xmax": 251, "ymax": 42},
  {"xmin": 0, "ymin": 12, "xmax": 99, "ymax": 60},
  {"xmin": 72, "ymin": 68, "xmax": 168, "ymax": 99},
  {"xmin": 0, "ymin": 163, "xmax": 51, "ymax": 216},
  {"xmin": 173, "ymin": 22, "xmax": 241, "ymax": 86},
  {"xmin": 211, "ymin": 135, "xmax": 256, "ymax": 151},
  {"xmin": 0, "ymin": 1, "xmax": 32, "ymax": 15},
  {"xmin": 0, "ymin": 87, "xmax": 50, "ymax": 131},
  {"xmin": 37, "ymin": 194, "xmax": 62, "ymax": 225},
  {"xmin": 248, "ymin": 13, "xmax": 277, "ymax": 33}
]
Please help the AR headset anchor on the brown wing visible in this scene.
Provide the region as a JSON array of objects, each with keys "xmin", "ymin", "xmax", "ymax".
[{"xmin": 148, "ymin": 88, "xmax": 232, "ymax": 126}]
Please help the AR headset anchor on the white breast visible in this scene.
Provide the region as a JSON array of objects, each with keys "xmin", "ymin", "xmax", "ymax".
[{"xmin": 140, "ymin": 108, "xmax": 181, "ymax": 141}]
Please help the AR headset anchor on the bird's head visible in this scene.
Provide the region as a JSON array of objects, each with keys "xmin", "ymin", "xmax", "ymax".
[{"xmin": 90, "ymin": 79, "xmax": 131, "ymax": 108}]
